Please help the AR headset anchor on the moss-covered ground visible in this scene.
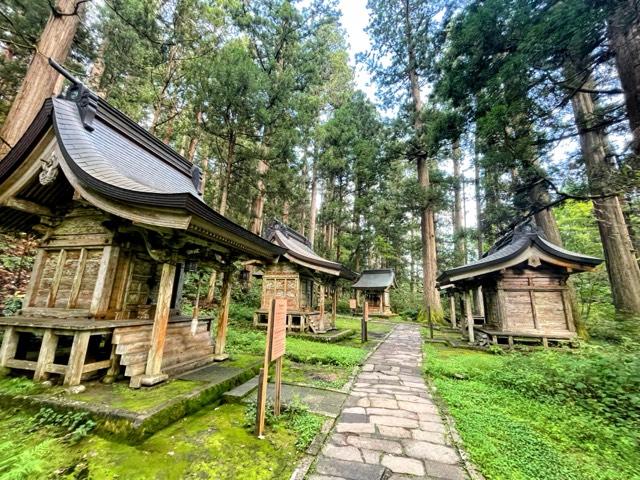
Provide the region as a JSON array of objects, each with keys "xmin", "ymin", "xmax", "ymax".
[
  {"xmin": 0, "ymin": 402, "xmax": 321, "ymax": 479},
  {"xmin": 424, "ymin": 342, "xmax": 640, "ymax": 480}
]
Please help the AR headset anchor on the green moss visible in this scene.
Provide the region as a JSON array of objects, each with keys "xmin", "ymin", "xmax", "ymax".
[
  {"xmin": 0, "ymin": 403, "xmax": 311, "ymax": 479},
  {"xmin": 68, "ymin": 404, "xmax": 304, "ymax": 479},
  {"xmin": 0, "ymin": 377, "xmax": 46, "ymax": 397},
  {"xmin": 73, "ymin": 380, "xmax": 203, "ymax": 413}
]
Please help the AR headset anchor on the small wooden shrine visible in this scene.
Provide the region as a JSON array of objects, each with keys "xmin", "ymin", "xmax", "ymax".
[
  {"xmin": 438, "ymin": 224, "xmax": 602, "ymax": 345},
  {"xmin": 352, "ymin": 269, "xmax": 396, "ymax": 316},
  {"xmin": 0, "ymin": 69, "xmax": 283, "ymax": 387},
  {"xmin": 254, "ymin": 221, "xmax": 356, "ymax": 333}
]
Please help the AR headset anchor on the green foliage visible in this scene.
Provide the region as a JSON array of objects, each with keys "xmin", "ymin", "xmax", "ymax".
[
  {"xmin": 30, "ymin": 408, "xmax": 96, "ymax": 444},
  {"xmin": 1, "ymin": 297, "xmax": 21, "ymax": 316},
  {"xmin": 244, "ymin": 398, "xmax": 323, "ymax": 451},
  {"xmin": 0, "ymin": 438, "xmax": 58, "ymax": 480},
  {"xmin": 425, "ymin": 344, "xmax": 640, "ymax": 480},
  {"xmin": 228, "ymin": 303, "xmax": 256, "ymax": 324}
]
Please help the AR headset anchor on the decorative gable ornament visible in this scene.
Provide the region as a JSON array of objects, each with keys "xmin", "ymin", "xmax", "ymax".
[{"xmin": 39, "ymin": 151, "xmax": 59, "ymax": 186}]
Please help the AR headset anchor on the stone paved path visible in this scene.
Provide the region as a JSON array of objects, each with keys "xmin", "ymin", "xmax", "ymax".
[{"xmin": 309, "ymin": 324, "xmax": 468, "ymax": 480}]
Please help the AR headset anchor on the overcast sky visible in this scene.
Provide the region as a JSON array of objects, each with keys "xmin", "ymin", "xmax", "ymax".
[{"xmin": 338, "ymin": 0, "xmax": 376, "ymax": 100}]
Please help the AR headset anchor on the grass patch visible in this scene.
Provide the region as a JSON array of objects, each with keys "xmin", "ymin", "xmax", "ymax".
[
  {"xmin": 335, "ymin": 315, "xmax": 394, "ymax": 335},
  {"xmin": 226, "ymin": 326, "xmax": 367, "ymax": 367},
  {"xmin": 425, "ymin": 343, "xmax": 640, "ymax": 480},
  {"xmin": 281, "ymin": 359, "xmax": 352, "ymax": 389}
]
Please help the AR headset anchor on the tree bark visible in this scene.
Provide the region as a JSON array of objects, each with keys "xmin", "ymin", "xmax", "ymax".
[
  {"xmin": 0, "ymin": 0, "xmax": 84, "ymax": 159},
  {"xmin": 308, "ymin": 145, "xmax": 319, "ymax": 247},
  {"xmin": 452, "ymin": 139, "xmax": 466, "ymax": 264},
  {"xmin": 404, "ymin": 0, "xmax": 441, "ymax": 315},
  {"xmin": 609, "ymin": 1, "xmax": 640, "ymax": 165},
  {"xmin": 474, "ymin": 149, "xmax": 483, "ymax": 258},
  {"xmin": 570, "ymin": 78, "xmax": 640, "ymax": 316},
  {"xmin": 206, "ymin": 131, "xmax": 235, "ymax": 304}
]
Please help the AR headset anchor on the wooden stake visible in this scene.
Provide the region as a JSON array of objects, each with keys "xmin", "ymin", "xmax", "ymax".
[
  {"xmin": 274, "ymin": 356, "xmax": 282, "ymax": 416},
  {"xmin": 361, "ymin": 301, "xmax": 368, "ymax": 343},
  {"xmin": 214, "ymin": 268, "xmax": 233, "ymax": 359},
  {"xmin": 256, "ymin": 367, "xmax": 267, "ymax": 437}
]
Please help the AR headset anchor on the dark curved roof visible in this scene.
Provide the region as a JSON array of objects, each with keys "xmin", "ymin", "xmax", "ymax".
[
  {"xmin": 0, "ymin": 93, "xmax": 284, "ymax": 260},
  {"xmin": 265, "ymin": 220, "xmax": 356, "ymax": 279},
  {"xmin": 352, "ymin": 269, "xmax": 396, "ymax": 290},
  {"xmin": 438, "ymin": 224, "xmax": 602, "ymax": 285}
]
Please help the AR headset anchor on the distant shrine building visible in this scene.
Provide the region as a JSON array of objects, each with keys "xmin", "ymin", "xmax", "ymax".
[
  {"xmin": 438, "ymin": 225, "xmax": 602, "ymax": 345},
  {"xmin": 0, "ymin": 78, "xmax": 285, "ymax": 387},
  {"xmin": 254, "ymin": 221, "xmax": 356, "ymax": 333},
  {"xmin": 352, "ymin": 269, "xmax": 396, "ymax": 317}
]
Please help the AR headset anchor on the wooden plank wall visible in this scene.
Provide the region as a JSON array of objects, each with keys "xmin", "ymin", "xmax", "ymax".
[{"xmin": 113, "ymin": 321, "xmax": 213, "ymax": 379}]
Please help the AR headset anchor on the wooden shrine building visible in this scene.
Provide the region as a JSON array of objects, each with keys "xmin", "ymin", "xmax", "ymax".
[
  {"xmin": 352, "ymin": 269, "xmax": 396, "ymax": 317},
  {"xmin": 254, "ymin": 221, "xmax": 356, "ymax": 333},
  {"xmin": 0, "ymin": 69, "xmax": 283, "ymax": 387},
  {"xmin": 438, "ymin": 224, "xmax": 602, "ymax": 345}
]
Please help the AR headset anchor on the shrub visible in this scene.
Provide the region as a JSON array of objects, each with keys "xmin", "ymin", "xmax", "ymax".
[{"xmin": 482, "ymin": 346, "xmax": 640, "ymax": 429}]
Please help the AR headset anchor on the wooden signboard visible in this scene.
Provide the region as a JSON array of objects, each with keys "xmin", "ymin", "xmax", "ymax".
[
  {"xmin": 349, "ymin": 298, "xmax": 357, "ymax": 311},
  {"xmin": 256, "ymin": 298, "xmax": 287, "ymax": 437}
]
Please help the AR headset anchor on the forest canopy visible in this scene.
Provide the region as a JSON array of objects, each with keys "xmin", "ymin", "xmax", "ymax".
[{"xmin": 0, "ymin": 0, "xmax": 639, "ymax": 327}]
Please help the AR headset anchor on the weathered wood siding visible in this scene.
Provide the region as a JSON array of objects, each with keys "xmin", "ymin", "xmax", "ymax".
[
  {"xmin": 489, "ymin": 266, "xmax": 574, "ymax": 334},
  {"xmin": 113, "ymin": 320, "xmax": 213, "ymax": 379}
]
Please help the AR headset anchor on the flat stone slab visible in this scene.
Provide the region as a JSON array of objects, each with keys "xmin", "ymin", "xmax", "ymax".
[
  {"xmin": 177, "ymin": 364, "xmax": 244, "ymax": 382},
  {"xmin": 309, "ymin": 324, "xmax": 470, "ymax": 479},
  {"xmin": 222, "ymin": 375, "xmax": 259, "ymax": 403},
  {"xmin": 243, "ymin": 383, "xmax": 347, "ymax": 418}
]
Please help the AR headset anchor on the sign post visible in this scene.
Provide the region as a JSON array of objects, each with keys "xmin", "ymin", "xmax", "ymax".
[
  {"xmin": 256, "ymin": 298, "xmax": 287, "ymax": 437},
  {"xmin": 361, "ymin": 300, "xmax": 368, "ymax": 343},
  {"xmin": 349, "ymin": 298, "xmax": 357, "ymax": 316}
]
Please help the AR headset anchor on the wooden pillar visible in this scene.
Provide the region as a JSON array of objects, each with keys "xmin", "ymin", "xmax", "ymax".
[
  {"xmin": 34, "ymin": 329, "xmax": 58, "ymax": 381},
  {"xmin": 64, "ymin": 331, "xmax": 91, "ymax": 386},
  {"xmin": 0, "ymin": 327, "xmax": 19, "ymax": 368},
  {"xmin": 474, "ymin": 286, "xmax": 485, "ymax": 317},
  {"xmin": 465, "ymin": 290, "xmax": 475, "ymax": 344},
  {"xmin": 449, "ymin": 294, "xmax": 457, "ymax": 328},
  {"xmin": 319, "ymin": 284, "xmax": 326, "ymax": 330},
  {"xmin": 214, "ymin": 267, "xmax": 233, "ymax": 360},
  {"xmin": 90, "ymin": 246, "xmax": 120, "ymax": 318},
  {"xmin": 331, "ymin": 286, "xmax": 337, "ymax": 328},
  {"xmin": 142, "ymin": 262, "xmax": 176, "ymax": 385}
]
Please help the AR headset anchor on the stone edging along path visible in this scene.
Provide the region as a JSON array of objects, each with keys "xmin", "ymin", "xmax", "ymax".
[{"xmin": 307, "ymin": 324, "xmax": 470, "ymax": 480}]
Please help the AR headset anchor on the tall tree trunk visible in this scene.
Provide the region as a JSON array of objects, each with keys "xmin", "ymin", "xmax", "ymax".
[
  {"xmin": 206, "ymin": 132, "xmax": 235, "ymax": 304},
  {"xmin": 474, "ymin": 147, "xmax": 483, "ymax": 258},
  {"xmin": 609, "ymin": 1, "xmax": 640, "ymax": 165},
  {"xmin": 282, "ymin": 200, "xmax": 290, "ymax": 224},
  {"xmin": 404, "ymin": 0, "xmax": 441, "ymax": 315},
  {"xmin": 186, "ymin": 111, "xmax": 203, "ymax": 162},
  {"xmin": 570, "ymin": 77, "xmax": 640, "ymax": 316},
  {"xmin": 308, "ymin": 145, "xmax": 319, "ymax": 247},
  {"xmin": 88, "ymin": 40, "xmax": 106, "ymax": 97},
  {"xmin": 249, "ymin": 141, "xmax": 268, "ymax": 236},
  {"xmin": 0, "ymin": 0, "xmax": 83, "ymax": 159},
  {"xmin": 452, "ymin": 139, "xmax": 466, "ymax": 264}
]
